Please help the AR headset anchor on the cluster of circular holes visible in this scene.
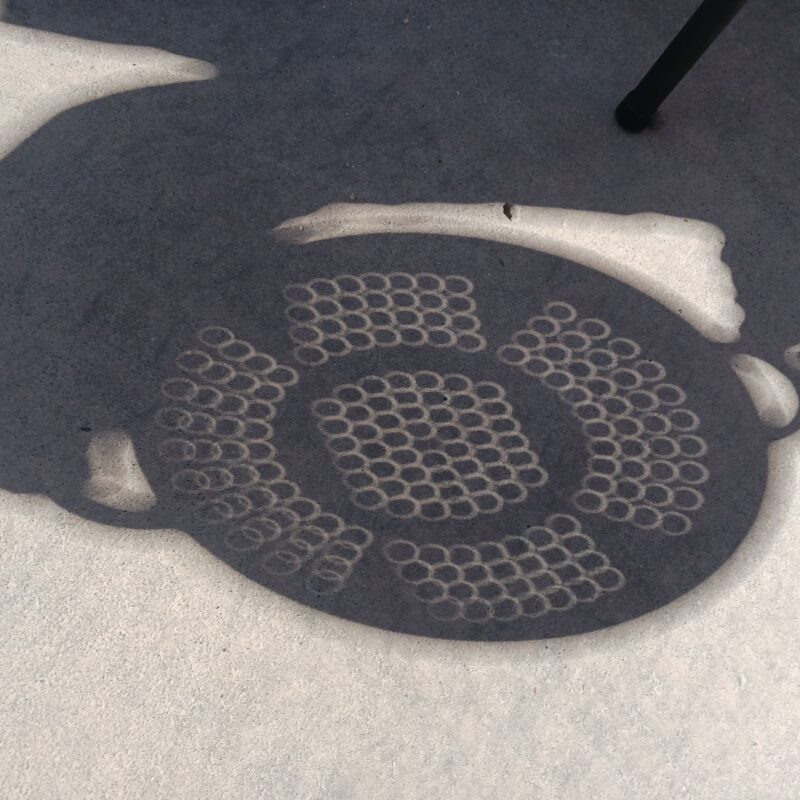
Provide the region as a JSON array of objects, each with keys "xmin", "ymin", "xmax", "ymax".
[
  {"xmin": 283, "ymin": 272, "xmax": 487, "ymax": 366},
  {"xmin": 312, "ymin": 371, "xmax": 548, "ymax": 521},
  {"xmin": 258, "ymin": 517, "xmax": 374, "ymax": 595},
  {"xmin": 157, "ymin": 326, "xmax": 374, "ymax": 592},
  {"xmin": 497, "ymin": 302, "xmax": 709, "ymax": 535},
  {"xmin": 384, "ymin": 514, "xmax": 624, "ymax": 623}
]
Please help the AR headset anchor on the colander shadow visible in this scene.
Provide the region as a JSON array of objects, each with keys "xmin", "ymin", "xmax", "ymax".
[{"xmin": 2, "ymin": 0, "xmax": 800, "ymax": 640}]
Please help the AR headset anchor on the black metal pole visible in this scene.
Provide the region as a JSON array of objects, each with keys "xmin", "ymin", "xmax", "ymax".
[{"xmin": 615, "ymin": 0, "xmax": 749, "ymax": 132}]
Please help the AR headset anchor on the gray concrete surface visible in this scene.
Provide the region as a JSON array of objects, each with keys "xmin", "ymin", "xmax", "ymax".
[{"xmin": 2, "ymin": 3, "xmax": 800, "ymax": 798}]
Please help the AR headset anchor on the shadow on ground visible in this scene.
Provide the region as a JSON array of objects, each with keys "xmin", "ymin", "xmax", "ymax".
[{"xmin": 1, "ymin": 0, "xmax": 800, "ymax": 640}]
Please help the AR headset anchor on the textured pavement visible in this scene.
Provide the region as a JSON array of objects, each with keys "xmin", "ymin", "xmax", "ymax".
[{"xmin": 1, "ymin": 2, "xmax": 800, "ymax": 798}]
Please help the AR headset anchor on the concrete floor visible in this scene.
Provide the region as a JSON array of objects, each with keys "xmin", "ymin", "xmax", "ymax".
[{"xmin": 2, "ymin": 2, "xmax": 800, "ymax": 797}]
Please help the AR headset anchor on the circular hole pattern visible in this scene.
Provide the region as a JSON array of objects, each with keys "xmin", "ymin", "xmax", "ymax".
[
  {"xmin": 283, "ymin": 272, "xmax": 487, "ymax": 365},
  {"xmin": 384, "ymin": 514, "xmax": 624, "ymax": 624},
  {"xmin": 159, "ymin": 328, "xmax": 375, "ymax": 594},
  {"xmin": 313, "ymin": 371, "xmax": 548, "ymax": 521},
  {"xmin": 497, "ymin": 301, "xmax": 710, "ymax": 534}
]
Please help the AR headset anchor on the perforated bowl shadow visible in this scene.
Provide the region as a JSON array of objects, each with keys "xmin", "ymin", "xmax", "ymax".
[{"xmin": 130, "ymin": 234, "xmax": 786, "ymax": 640}]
